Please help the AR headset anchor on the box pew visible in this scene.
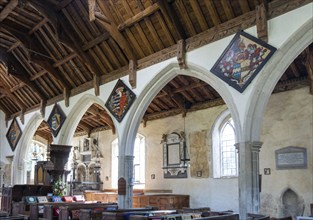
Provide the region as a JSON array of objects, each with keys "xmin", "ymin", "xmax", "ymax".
[
  {"xmin": 30, "ymin": 201, "xmax": 87, "ymax": 220},
  {"xmin": 1, "ymin": 185, "xmax": 52, "ymax": 216},
  {"xmin": 102, "ymin": 209, "xmax": 177, "ymax": 220},
  {"xmin": 193, "ymin": 213, "xmax": 239, "ymax": 220},
  {"xmin": 247, "ymin": 213, "xmax": 270, "ymax": 220},
  {"xmin": 0, "ymin": 216, "xmax": 29, "ymax": 220},
  {"xmin": 57, "ymin": 203, "xmax": 118, "ymax": 220},
  {"xmin": 129, "ymin": 211, "xmax": 238, "ymax": 220}
]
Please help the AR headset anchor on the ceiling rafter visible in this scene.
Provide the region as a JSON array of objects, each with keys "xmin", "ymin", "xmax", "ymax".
[
  {"xmin": 83, "ymin": 105, "xmax": 116, "ymax": 134},
  {"xmin": 0, "ymin": 48, "xmax": 46, "ymax": 101},
  {"xmin": 0, "ymin": 25, "xmax": 69, "ymax": 90},
  {"xmin": 28, "ymin": 0, "xmax": 104, "ymax": 94},
  {"xmin": 203, "ymin": 1, "xmax": 221, "ymax": 26},
  {"xmin": 256, "ymin": 1, "xmax": 268, "ymax": 42},
  {"xmin": 239, "ymin": 0, "xmax": 251, "ymax": 13},
  {"xmin": 221, "ymin": 0, "xmax": 235, "ymax": 20},
  {"xmin": 117, "ymin": 2, "xmax": 160, "ymax": 31},
  {"xmin": 175, "ymin": 0, "xmax": 196, "ymax": 36},
  {"xmin": 122, "ymin": 1, "xmax": 154, "ymax": 56},
  {"xmin": 189, "ymin": 0, "xmax": 208, "ymax": 31},
  {"xmin": 96, "ymin": 1, "xmax": 135, "ymax": 61},
  {"xmin": 0, "ymin": 0, "xmax": 19, "ymax": 22},
  {"xmin": 78, "ymin": 120, "xmax": 93, "ymax": 136},
  {"xmin": 0, "ymin": 85, "xmax": 26, "ymax": 112}
]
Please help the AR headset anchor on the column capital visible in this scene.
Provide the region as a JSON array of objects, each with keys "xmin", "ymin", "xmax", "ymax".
[
  {"xmin": 250, "ymin": 141, "xmax": 263, "ymax": 152},
  {"xmin": 235, "ymin": 141, "xmax": 263, "ymax": 152}
]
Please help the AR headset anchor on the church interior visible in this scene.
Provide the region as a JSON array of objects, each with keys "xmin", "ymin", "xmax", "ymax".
[{"xmin": 0, "ymin": 0, "xmax": 312, "ymax": 219}]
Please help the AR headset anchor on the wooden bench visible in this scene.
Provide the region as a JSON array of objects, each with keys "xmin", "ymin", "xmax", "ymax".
[
  {"xmin": 193, "ymin": 213, "xmax": 239, "ymax": 220},
  {"xmin": 129, "ymin": 212, "xmax": 238, "ymax": 220},
  {"xmin": 248, "ymin": 213, "xmax": 270, "ymax": 220},
  {"xmin": 1, "ymin": 185, "xmax": 52, "ymax": 216},
  {"xmin": 42, "ymin": 202, "xmax": 115, "ymax": 220},
  {"xmin": 0, "ymin": 215, "xmax": 29, "ymax": 220},
  {"xmin": 58, "ymin": 203, "xmax": 117, "ymax": 220},
  {"xmin": 30, "ymin": 201, "xmax": 86, "ymax": 220},
  {"xmin": 103, "ymin": 209, "xmax": 177, "ymax": 220}
]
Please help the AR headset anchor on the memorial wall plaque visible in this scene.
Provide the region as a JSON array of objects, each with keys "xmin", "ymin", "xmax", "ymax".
[{"xmin": 275, "ymin": 146, "xmax": 307, "ymax": 170}]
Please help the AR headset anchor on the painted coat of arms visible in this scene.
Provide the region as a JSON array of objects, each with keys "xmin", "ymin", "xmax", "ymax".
[
  {"xmin": 47, "ymin": 103, "xmax": 66, "ymax": 137},
  {"xmin": 211, "ymin": 31, "xmax": 276, "ymax": 93},
  {"xmin": 6, "ymin": 118, "xmax": 22, "ymax": 151},
  {"xmin": 105, "ymin": 79, "xmax": 136, "ymax": 122}
]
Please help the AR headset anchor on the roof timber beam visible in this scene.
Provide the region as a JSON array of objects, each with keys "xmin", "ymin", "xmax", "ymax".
[
  {"xmin": 158, "ymin": 0, "xmax": 185, "ymax": 40},
  {"xmin": 78, "ymin": 120, "xmax": 93, "ymax": 137},
  {"xmin": 0, "ymin": 85, "xmax": 26, "ymax": 116},
  {"xmin": 96, "ymin": 1, "xmax": 135, "ymax": 61},
  {"xmin": 129, "ymin": 59, "xmax": 137, "ymax": 89},
  {"xmin": 27, "ymin": 0, "xmax": 104, "ymax": 96},
  {"xmin": 28, "ymin": 18, "xmax": 48, "ymax": 35},
  {"xmin": 88, "ymin": 0, "xmax": 96, "ymax": 21},
  {"xmin": 143, "ymin": 98, "xmax": 225, "ymax": 122},
  {"xmin": 117, "ymin": 3, "xmax": 160, "ymax": 31},
  {"xmin": 0, "ymin": 49, "xmax": 46, "ymax": 101},
  {"xmin": 221, "ymin": 0, "xmax": 235, "ymax": 20},
  {"xmin": 0, "ymin": 0, "xmax": 18, "ymax": 22},
  {"xmin": 0, "ymin": 25, "xmax": 69, "ymax": 91},
  {"xmin": 137, "ymin": 0, "xmax": 312, "ymax": 71},
  {"xmin": 256, "ymin": 1, "xmax": 268, "ymax": 42},
  {"xmin": 82, "ymin": 32, "xmax": 110, "ymax": 51},
  {"xmin": 85, "ymin": 107, "xmax": 116, "ymax": 134},
  {"xmin": 203, "ymin": 1, "xmax": 221, "ymax": 26}
]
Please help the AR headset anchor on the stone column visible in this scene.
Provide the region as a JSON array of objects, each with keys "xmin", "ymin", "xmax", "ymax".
[
  {"xmin": 118, "ymin": 155, "xmax": 134, "ymax": 208},
  {"xmin": 235, "ymin": 141, "xmax": 262, "ymax": 219}
]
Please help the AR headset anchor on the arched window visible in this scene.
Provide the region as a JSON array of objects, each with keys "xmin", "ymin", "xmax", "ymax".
[
  {"xmin": 111, "ymin": 134, "xmax": 145, "ymax": 189},
  {"xmin": 212, "ymin": 110, "xmax": 237, "ymax": 178}
]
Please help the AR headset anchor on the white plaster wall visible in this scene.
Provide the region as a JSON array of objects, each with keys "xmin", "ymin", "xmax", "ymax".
[
  {"xmin": 260, "ymin": 87, "xmax": 313, "ymax": 217},
  {"xmin": 138, "ymin": 106, "xmax": 238, "ymax": 212},
  {"xmin": 72, "ymin": 104, "xmax": 239, "ymax": 212}
]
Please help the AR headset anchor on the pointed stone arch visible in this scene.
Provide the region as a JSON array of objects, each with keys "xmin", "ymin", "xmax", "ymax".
[
  {"xmin": 246, "ymin": 18, "xmax": 313, "ymax": 141},
  {"xmin": 280, "ymin": 188, "xmax": 304, "ymax": 217},
  {"xmin": 124, "ymin": 62, "xmax": 241, "ymax": 156},
  {"xmin": 116, "ymin": 62, "xmax": 241, "ymax": 208},
  {"xmin": 57, "ymin": 94, "xmax": 111, "ymax": 146},
  {"xmin": 13, "ymin": 112, "xmax": 44, "ymax": 184}
]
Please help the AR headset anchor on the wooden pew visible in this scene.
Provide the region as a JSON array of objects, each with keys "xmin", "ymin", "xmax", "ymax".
[
  {"xmin": 42, "ymin": 202, "xmax": 115, "ymax": 220},
  {"xmin": 248, "ymin": 213, "xmax": 270, "ymax": 220},
  {"xmin": 0, "ymin": 215, "xmax": 29, "ymax": 220},
  {"xmin": 31, "ymin": 202, "xmax": 85, "ymax": 220},
  {"xmin": 103, "ymin": 209, "xmax": 177, "ymax": 220},
  {"xmin": 1, "ymin": 185, "xmax": 52, "ymax": 216},
  {"xmin": 129, "ymin": 212, "xmax": 239, "ymax": 220},
  {"xmin": 58, "ymin": 203, "xmax": 117, "ymax": 220},
  {"xmin": 192, "ymin": 213, "xmax": 240, "ymax": 220}
]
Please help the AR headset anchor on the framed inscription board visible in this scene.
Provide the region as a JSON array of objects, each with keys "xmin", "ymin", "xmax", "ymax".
[{"xmin": 275, "ymin": 146, "xmax": 307, "ymax": 170}]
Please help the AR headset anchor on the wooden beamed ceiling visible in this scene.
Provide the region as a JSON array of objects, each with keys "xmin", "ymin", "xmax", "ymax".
[{"xmin": 0, "ymin": 0, "xmax": 311, "ymax": 140}]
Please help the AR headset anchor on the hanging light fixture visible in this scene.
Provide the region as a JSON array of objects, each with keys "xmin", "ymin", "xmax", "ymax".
[
  {"xmin": 180, "ymin": 113, "xmax": 190, "ymax": 168},
  {"xmin": 32, "ymin": 137, "xmax": 39, "ymax": 161},
  {"xmin": 181, "ymin": 99, "xmax": 191, "ymax": 167}
]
